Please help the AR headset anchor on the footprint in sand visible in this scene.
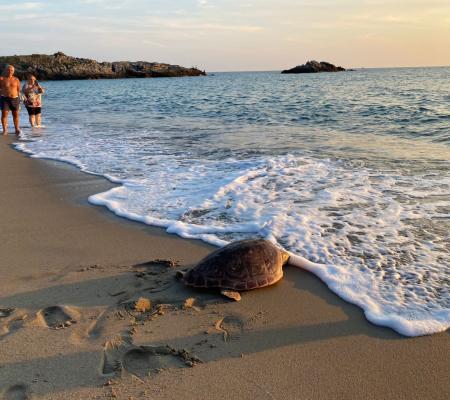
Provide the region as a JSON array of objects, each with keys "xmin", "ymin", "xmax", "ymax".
[
  {"xmin": 101, "ymin": 348, "xmax": 123, "ymax": 377},
  {"xmin": 39, "ymin": 306, "xmax": 76, "ymax": 330},
  {"xmin": 122, "ymin": 346, "xmax": 185, "ymax": 378},
  {"xmin": 100, "ymin": 335, "xmax": 133, "ymax": 377},
  {"xmin": 0, "ymin": 315, "xmax": 27, "ymax": 340},
  {"xmin": 87, "ymin": 310, "xmax": 111, "ymax": 340},
  {"xmin": 4, "ymin": 383, "xmax": 30, "ymax": 400},
  {"xmin": 215, "ymin": 315, "xmax": 244, "ymax": 342},
  {"xmin": 87, "ymin": 321, "xmax": 104, "ymax": 340},
  {"xmin": 0, "ymin": 307, "xmax": 16, "ymax": 318}
]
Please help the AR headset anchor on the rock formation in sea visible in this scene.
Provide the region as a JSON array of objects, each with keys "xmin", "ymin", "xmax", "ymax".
[
  {"xmin": 0, "ymin": 52, "xmax": 206, "ymax": 80},
  {"xmin": 281, "ymin": 60, "xmax": 345, "ymax": 74}
]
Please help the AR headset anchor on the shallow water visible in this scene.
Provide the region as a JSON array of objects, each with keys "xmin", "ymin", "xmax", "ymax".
[{"xmin": 16, "ymin": 67, "xmax": 450, "ymax": 336}]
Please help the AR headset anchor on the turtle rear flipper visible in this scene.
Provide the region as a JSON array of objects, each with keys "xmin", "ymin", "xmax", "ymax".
[{"xmin": 220, "ymin": 290, "xmax": 241, "ymax": 302}]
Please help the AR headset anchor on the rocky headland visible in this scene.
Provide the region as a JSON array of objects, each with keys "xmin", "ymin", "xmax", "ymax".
[
  {"xmin": 282, "ymin": 60, "xmax": 345, "ymax": 74},
  {"xmin": 0, "ymin": 52, "xmax": 206, "ymax": 80}
]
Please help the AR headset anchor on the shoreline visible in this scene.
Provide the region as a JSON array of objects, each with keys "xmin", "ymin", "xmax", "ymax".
[
  {"xmin": 15, "ymin": 138, "xmax": 449, "ymax": 338},
  {"xmin": 1, "ymin": 137, "xmax": 449, "ymax": 400}
]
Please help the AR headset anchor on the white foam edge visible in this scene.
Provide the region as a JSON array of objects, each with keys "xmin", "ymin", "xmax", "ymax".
[
  {"xmin": 15, "ymin": 141, "xmax": 450, "ymax": 337},
  {"xmin": 89, "ymin": 189, "xmax": 261, "ymax": 246},
  {"xmin": 288, "ymin": 253, "xmax": 450, "ymax": 337},
  {"xmin": 14, "ymin": 143, "xmax": 126, "ymax": 185}
]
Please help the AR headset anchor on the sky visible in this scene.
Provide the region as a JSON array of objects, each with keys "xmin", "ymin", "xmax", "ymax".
[{"xmin": 0, "ymin": 0, "xmax": 449, "ymax": 71}]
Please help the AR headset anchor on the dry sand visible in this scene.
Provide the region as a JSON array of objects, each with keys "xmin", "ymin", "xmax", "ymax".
[{"xmin": 0, "ymin": 137, "xmax": 449, "ymax": 400}]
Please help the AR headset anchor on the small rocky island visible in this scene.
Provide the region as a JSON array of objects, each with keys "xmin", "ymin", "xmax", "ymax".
[
  {"xmin": 282, "ymin": 60, "xmax": 345, "ymax": 74},
  {"xmin": 0, "ymin": 52, "xmax": 206, "ymax": 80}
]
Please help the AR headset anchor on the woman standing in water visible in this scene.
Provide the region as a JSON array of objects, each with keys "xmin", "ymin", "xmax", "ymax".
[{"xmin": 22, "ymin": 74, "xmax": 45, "ymax": 127}]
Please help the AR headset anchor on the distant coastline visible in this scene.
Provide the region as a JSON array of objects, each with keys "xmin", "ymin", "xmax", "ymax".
[{"xmin": 0, "ymin": 52, "xmax": 206, "ymax": 80}]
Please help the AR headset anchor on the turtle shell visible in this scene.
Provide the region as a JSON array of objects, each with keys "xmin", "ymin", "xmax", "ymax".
[{"xmin": 183, "ymin": 239, "xmax": 290, "ymax": 291}]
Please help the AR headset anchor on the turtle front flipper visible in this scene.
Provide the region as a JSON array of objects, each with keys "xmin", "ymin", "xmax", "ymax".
[{"xmin": 220, "ymin": 290, "xmax": 241, "ymax": 302}]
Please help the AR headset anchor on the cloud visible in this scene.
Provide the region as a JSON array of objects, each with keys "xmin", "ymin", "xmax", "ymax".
[
  {"xmin": 380, "ymin": 15, "xmax": 419, "ymax": 23},
  {"xmin": 0, "ymin": 2, "xmax": 43, "ymax": 11},
  {"xmin": 1, "ymin": 0, "xmax": 449, "ymax": 69},
  {"xmin": 141, "ymin": 39, "xmax": 166, "ymax": 48},
  {"xmin": 167, "ymin": 22, "xmax": 263, "ymax": 33},
  {"xmin": 11, "ymin": 13, "xmax": 43, "ymax": 21}
]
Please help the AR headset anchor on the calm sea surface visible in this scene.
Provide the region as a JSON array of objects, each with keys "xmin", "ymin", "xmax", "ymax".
[{"xmin": 16, "ymin": 68, "xmax": 450, "ymax": 336}]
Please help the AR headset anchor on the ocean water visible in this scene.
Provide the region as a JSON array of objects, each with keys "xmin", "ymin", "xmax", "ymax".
[{"xmin": 15, "ymin": 68, "xmax": 450, "ymax": 336}]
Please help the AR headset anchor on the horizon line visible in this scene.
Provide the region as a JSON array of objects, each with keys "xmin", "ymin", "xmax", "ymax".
[
  {"xmin": 0, "ymin": 53, "xmax": 448, "ymax": 73},
  {"xmin": 210, "ymin": 65, "xmax": 450, "ymax": 73}
]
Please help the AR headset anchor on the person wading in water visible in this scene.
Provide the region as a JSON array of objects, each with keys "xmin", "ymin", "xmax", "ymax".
[
  {"xmin": 0, "ymin": 65, "xmax": 22, "ymax": 135},
  {"xmin": 22, "ymin": 74, "xmax": 45, "ymax": 128}
]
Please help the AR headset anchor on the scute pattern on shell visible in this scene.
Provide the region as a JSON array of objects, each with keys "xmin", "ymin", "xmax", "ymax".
[{"xmin": 183, "ymin": 239, "xmax": 290, "ymax": 291}]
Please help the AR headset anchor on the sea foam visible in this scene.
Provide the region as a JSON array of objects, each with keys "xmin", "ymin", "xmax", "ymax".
[
  {"xmin": 84, "ymin": 153, "xmax": 449, "ymax": 337},
  {"xmin": 16, "ymin": 133, "xmax": 450, "ymax": 337},
  {"xmin": 14, "ymin": 70, "xmax": 450, "ymax": 336}
]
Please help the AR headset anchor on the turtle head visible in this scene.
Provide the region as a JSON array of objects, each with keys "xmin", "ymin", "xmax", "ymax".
[
  {"xmin": 175, "ymin": 270, "xmax": 186, "ymax": 280},
  {"xmin": 177, "ymin": 268, "xmax": 205, "ymax": 287},
  {"xmin": 281, "ymin": 250, "xmax": 290, "ymax": 265}
]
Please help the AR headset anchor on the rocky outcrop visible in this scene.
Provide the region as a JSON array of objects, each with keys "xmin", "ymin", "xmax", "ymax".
[
  {"xmin": 0, "ymin": 52, "xmax": 206, "ymax": 80},
  {"xmin": 281, "ymin": 60, "xmax": 345, "ymax": 74}
]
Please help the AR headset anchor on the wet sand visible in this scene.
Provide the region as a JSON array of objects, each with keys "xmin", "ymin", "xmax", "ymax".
[{"xmin": 0, "ymin": 137, "xmax": 448, "ymax": 400}]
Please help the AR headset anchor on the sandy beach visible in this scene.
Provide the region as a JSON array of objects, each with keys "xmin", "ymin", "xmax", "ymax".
[{"xmin": 0, "ymin": 136, "xmax": 448, "ymax": 400}]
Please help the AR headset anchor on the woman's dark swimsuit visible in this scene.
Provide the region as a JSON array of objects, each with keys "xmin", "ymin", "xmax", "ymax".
[{"xmin": 26, "ymin": 106, "xmax": 41, "ymax": 115}]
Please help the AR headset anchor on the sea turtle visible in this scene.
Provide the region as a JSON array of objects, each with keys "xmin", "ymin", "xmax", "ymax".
[{"xmin": 177, "ymin": 239, "xmax": 290, "ymax": 301}]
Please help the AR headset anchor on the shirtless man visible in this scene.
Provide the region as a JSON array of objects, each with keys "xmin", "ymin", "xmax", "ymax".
[{"xmin": 1, "ymin": 65, "xmax": 21, "ymax": 135}]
